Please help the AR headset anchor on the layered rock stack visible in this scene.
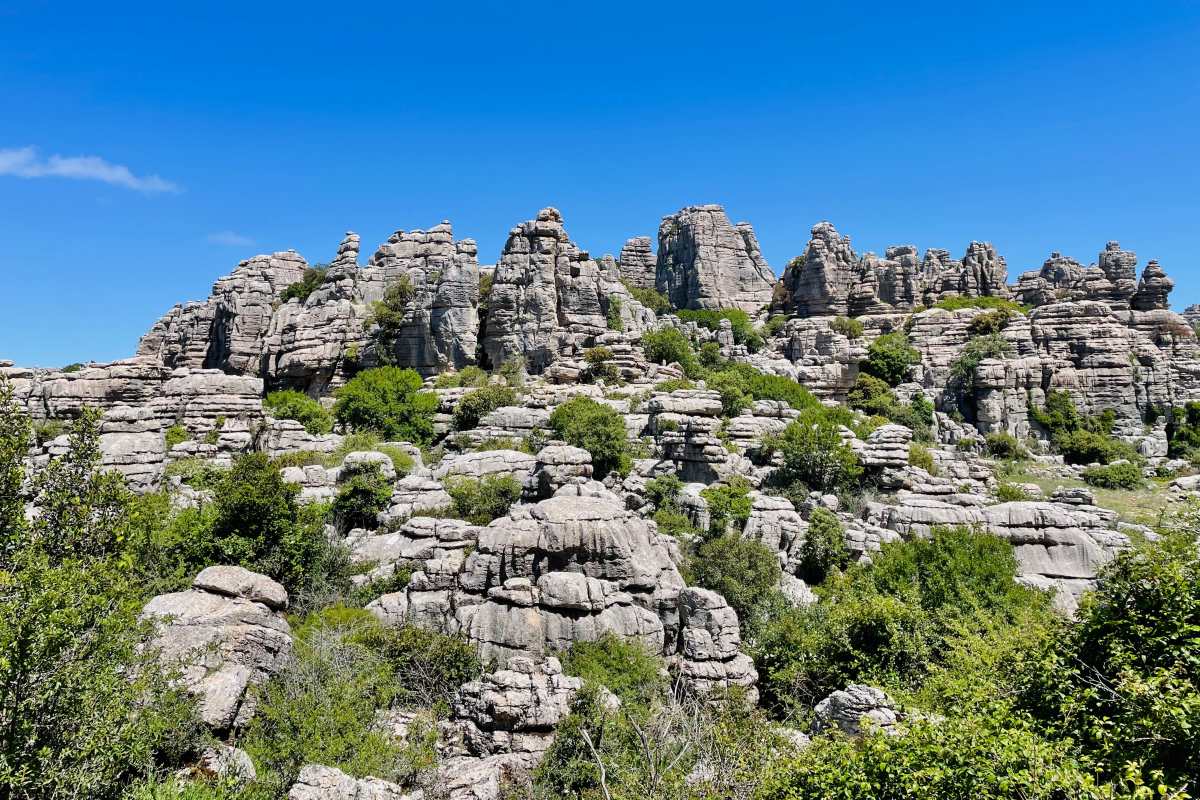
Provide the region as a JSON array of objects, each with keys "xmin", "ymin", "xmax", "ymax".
[
  {"xmin": 655, "ymin": 205, "xmax": 776, "ymax": 312},
  {"xmin": 618, "ymin": 235, "xmax": 656, "ymax": 289}
]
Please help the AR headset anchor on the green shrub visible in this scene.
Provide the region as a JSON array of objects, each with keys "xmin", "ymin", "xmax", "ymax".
[
  {"xmin": 967, "ymin": 308, "xmax": 1014, "ymax": 335},
  {"xmin": 908, "ymin": 442, "xmax": 936, "ymax": 474},
  {"xmin": 798, "ymin": 507, "xmax": 849, "ymax": 585},
  {"xmin": 1081, "ymin": 461, "xmax": 1143, "ymax": 489},
  {"xmin": 985, "ymin": 431, "xmax": 1028, "ymax": 460},
  {"xmin": 759, "ymin": 710, "xmax": 1101, "ymax": 800},
  {"xmin": 687, "ymin": 534, "xmax": 781, "ymax": 630},
  {"xmin": 452, "ymin": 384, "xmax": 517, "ymax": 431},
  {"xmin": 164, "ymin": 423, "xmax": 189, "ymax": 449},
  {"xmin": 675, "ymin": 308, "xmax": 763, "ymax": 350},
  {"xmin": 847, "ymin": 373, "xmax": 897, "ymax": 417},
  {"xmin": 443, "ymin": 474, "xmax": 522, "ymax": 524},
  {"xmin": 241, "ymin": 608, "xmax": 414, "ymax": 790},
  {"xmin": 767, "ymin": 408, "xmax": 863, "ymax": 495},
  {"xmin": 700, "ymin": 476, "xmax": 753, "ymax": 536},
  {"xmin": 333, "ymin": 367, "xmax": 437, "ymax": 444},
  {"xmin": 346, "ymin": 619, "xmax": 483, "ymax": 710},
  {"xmin": 754, "ymin": 527, "xmax": 1048, "ymax": 716},
  {"xmin": 948, "ymin": 333, "xmax": 1012, "ymax": 395},
  {"xmin": 1048, "ymin": 534, "xmax": 1200, "ymax": 785},
  {"xmin": 763, "ymin": 314, "xmax": 789, "ymax": 338},
  {"xmin": 583, "ymin": 346, "xmax": 620, "ymax": 383},
  {"xmin": 560, "ymin": 633, "xmax": 666, "ymax": 709},
  {"xmin": 930, "ymin": 295, "xmax": 1028, "ymax": 314},
  {"xmin": 706, "ymin": 363, "xmax": 820, "ymax": 418},
  {"xmin": 830, "ymin": 316, "xmax": 864, "ymax": 338},
  {"xmin": 652, "ymin": 507, "xmax": 699, "ymax": 537},
  {"xmin": 622, "ymin": 281, "xmax": 671, "ymax": 314},
  {"xmin": 995, "ymin": 482, "xmax": 1032, "ymax": 502},
  {"xmin": 653, "ymin": 377, "xmax": 693, "ymax": 393},
  {"xmin": 644, "ymin": 473, "xmax": 683, "ymax": 509},
  {"xmin": 641, "ymin": 327, "xmax": 700, "ymax": 377},
  {"xmin": 264, "ymin": 389, "xmax": 334, "ymax": 435},
  {"xmin": 1166, "ymin": 401, "xmax": 1200, "ymax": 461},
  {"xmin": 1055, "ymin": 428, "xmax": 1136, "ymax": 465},
  {"xmin": 606, "ymin": 296, "xmax": 624, "ymax": 331},
  {"xmin": 862, "ymin": 332, "xmax": 921, "ymax": 386},
  {"xmin": 369, "ymin": 275, "xmax": 417, "ymax": 335},
  {"xmin": 332, "ymin": 462, "xmax": 393, "ymax": 531},
  {"xmin": 280, "ymin": 265, "xmax": 328, "ymax": 303},
  {"xmin": 698, "ymin": 340, "xmax": 726, "ymax": 369},
  {"xmin": 433, "ymin": 365, "xmax": 489, "ymax": 389},
  {"xmin": 1030, "ymin": 389, "xmax": 1088, "ymax": 434},
  {"xmin": 549, "ymin": 396, "xmax": 630, "ymax": 477}
]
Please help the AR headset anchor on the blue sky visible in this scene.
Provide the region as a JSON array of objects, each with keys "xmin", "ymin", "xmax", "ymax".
[{"xmin": 2, "ymin": 1, "xmax": 1198, "ymax": 366}]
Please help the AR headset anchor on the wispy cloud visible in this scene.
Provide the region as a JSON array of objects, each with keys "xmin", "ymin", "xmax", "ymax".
[
  {"xmin": 207, "ymin": 230, "xmax": 256, "ymax": 247},
  {"xmin": 0, "ymin": 146, "xmax": 180, "ymax": 194}
]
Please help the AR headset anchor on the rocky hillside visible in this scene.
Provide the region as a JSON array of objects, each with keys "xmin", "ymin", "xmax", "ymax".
[{"xmin": 3, "ymin": 204, "xmax": 1199, "ymax": 799}]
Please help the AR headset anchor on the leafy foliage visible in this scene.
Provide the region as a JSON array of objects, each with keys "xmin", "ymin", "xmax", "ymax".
[
  {"xmin": 766, "ymin": 408, "xmax": 863, "ymax": 496},
  {"xmin": 699, "ymin": 476, "xmax": 753, "ymax": 536},
  {"xmin": 830, "ymin": 316, "xmax": 864, "ymax": 339},
  {"xmin": 280, "ymin": 265, "xmax": 328, "ymax": 303},
  {"xmin": 1081, "ymin": 461, "xmax": 1143, "ymax": 489},
  {"xmin": 687, "ymin": 535, "xmax": 781, "ymax": 631},
  {"xmin": 264, "ymin": 389, "xmax": 334, "ymax": 435},
  {"xmin": 930, "ymin": 295, "xmax": 1028, "ymax": 314},
  {"xmin": 549, "ymin": 396, "xmax": 631, "ymax": 477},
  {"xmin": 797, "ymin": 507, "xmax": 848, "ymax": 585},
  {"xmin": 640, "ymin": 327, "xmax": 700, "ymax": 378},
  {"xmin": 333, "ymin": 366, "xmax": 437, "ymax": 444},
  {"xmin": 948, "ymin": 333, "xmax": 1012, "ymax": 395},
  {"xmin": 985, "ymin": 431, "xmax": 1028, "ymax": 460},
  {"xmin": 433, "ymin": 365, "xmax": 489, "ymax": 389},
  {"xmin": 452, "ymin": 384, "xmax": 517, "ymax": 431},
  {"xmin": 675, "ymin": 308, "xmax": 763, "ymax": 350},
  {"xmin": 862, "ymin": 332, "xmax": 921, "ymax": 386},
  {"xmin": 560, "ymin": 634, "xmax": 666, "ymax": 708},
  {"xmin": 331, "ymin": 461, "xmax": 393, "ymax": 531},
  {"xmin": 443, "ymin": 474, "xmax": 522, "ymax": 525},
  {"xmin": 622, "ymin": 281, "xmax": 671, "ymax": 315}
]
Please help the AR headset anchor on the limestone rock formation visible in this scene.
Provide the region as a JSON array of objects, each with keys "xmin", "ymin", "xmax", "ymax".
[
  {"xmin": 618, "ymin": 236, "xmax": 656, "ymax": 289},
  {"xmin": 812, "ymin": 685, "xmax": 902, "ymax": 736},
  {"xmin": 140, "ymin": 567, "xmax": 292, "ymax": 731},
  {"xmin": 655, "ymin": 205, "xmax": 776, "ymax": 312},
  {"xmin": 287, "ymin": 765, "xmax": 411, "ymax": 800}
]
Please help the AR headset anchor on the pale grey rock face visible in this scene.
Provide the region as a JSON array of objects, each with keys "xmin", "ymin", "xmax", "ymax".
[
  {"xmin": 433, "ymin": 449, "xmax": 538, "ymax": 485},
  {"xmin": 140, "ymin": 568, "xmax": 292, "ymax": 731},
  {"xmin": 195, "ymin": 744, "xmax": 257, "ymax": 783},
  {"xmin": 672, "ymin": 587, "xmax": 759, "ymax": 704},
  {"xmin": 618, "ymin": 236, "xmax": 656, "ymax": 289},
  {"xmin": 286, "ymin": 764, "xmax": 411, "ymax": 800},
  {"xmin": 481, "ymin": 208, "xmax": 654, "ymax": 374},
  {"xmin": 448, "ymin": 656, "xmax": 581, "ymax": 763},
  {"xmin": 655, "ymin": 205, "xmax": 775, "ymax": 313},
  {"xmin": 813, "ymin": 685, "xmax": 900, "ymax": 736},
  {"xmin": 776, "ymin": 222, "xmax": 857, "ymax": 317}
]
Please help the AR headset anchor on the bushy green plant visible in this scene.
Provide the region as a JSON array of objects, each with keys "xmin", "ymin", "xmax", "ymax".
[
  {"xmin": 443, "ymin": 474, "xmax": 522, "ymax": 524},
  {"xmin": 433, "ymin": 365, "xmax": 489, "ymax": 389},
  {"xmin": 605, "ymin": 296, "xmax": 624, "ymax": 331},
  {"xmin": 967, "ymin": 307, "xmax": 1014, "ymax": 335},
  {"xmin": 995, "ymin": 482, "xmax": 1032, "ymax": 502},
  {"xmin": 560, "ymin": 633, "xmax": 666, "ymax": 708},
  {"xmin": 332, "ymin": 462, "xmax": 393, "ymax": 531},
  {"xmin": 583, "ymin": 345, "xmax": 620, "ymax": 383},
  {"xmin": 369, "ymin": 275, "xmax": 417, "ymax": 335},
  {"xmin": 644, "ymin": 473, "xmax": 683, "ymax": 509},
  {"xmin": 675, "ymin": 308, "xmax": 763, "ymax": 350},
  {"xmin": 700, "ymin": 476, "xmax": 753, "ymax": 536},
  {"xmin": 164, "ymin": 423, "xmax": 189, "ymax": 449},
  {"xmin": 333, "ymin": 366, "xmax": 437, "ymax": 444},
  {"xmin": 280, "ymin": 265, "xmax": 328, "ymax": 303},
  {"xmin": 798, "ymin": 506, "xmax": 849, "ymax": 585},
  {"xmin": 908, "ymin": 441, "xmax": 936, "ymax": 473},
  {"xmin": 697, "ymin": 340, "xmax": 725, "ymax": 369},
  {"xmin": 687, "ymin": 534, "xmax": 781, "ymax": 632},
  {"xmin": 930, "ymin": 295, "xmax": 1028, "ymax": 314},
  {"xmin": 652, "ymin": 507, "xmax": 700, "ymax": 537},
  {"xmin": 1166, "ymin": 400, "xmax": 1200, "ymax": 461},
  {"xmin": 767, "ymin": 408, "xmax": 863, "ymax": 495},
  {"xmin": 549, "ymin": 396, "xmax": 630, "ymax": 477},
  {"xmin": 264, "ymin": 389, "xmax": 334, "ymax": 435},
  {"xmin": 452, "ymin": 384, "xmax": 517, "ymax": 431},
  {"xmin": 948, "ymin": 333, "xmax": 1012, "ymax": 395},
  {"xmin": 985, "ymin": 431, "xmax": 1028, "ymax": 460},
  {"xmin": 641, "ymin": 327, "xmax": 700, "ymax": 377},
  {"xmin": 763, "ymin": 313, "xmax": 789, "ymax": 338},
  {"xmin": 1056, "ymin": 428, "xmax": 1138, "ymax": 465},
  {"xmin": 846, "ymin": 373, "xmax": 897, "ymax": 417},
  {"xmin": 622, "ymin": 281, "xmax": 671, "ymax": 314},
  {"xmin": 862, "ymin": 331, "xmax": 921, "ymax": 386},
  {"xmin": 1081, "ymin": 460, "xmax": 1143, "ymax": 489},
  {"xmin": 830, "ymin": 315, "xmax": 864, "ymax": 338}
]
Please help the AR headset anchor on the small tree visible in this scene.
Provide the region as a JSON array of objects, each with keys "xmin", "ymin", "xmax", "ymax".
[
  {"xmin": 334, "ymin": 366, "xmax": 437, "ymax": 444},
  {"xmin": 863, "ymin": 332, "xmax": 920, "ymax": 386},
  {"xmin": 549, "ymin": 396, "xmax": 630, "ymax": 477},
  {"xmin": 798, "ymin": 507, "xmax": 849, "ymax": 584},
  {"xmin": 265, "ymin": 388, "xmax": 334, "ymax": 435},
  {"xmin": 688, "ymin": 535, "xmax": 781, "ymax": 630},
  {"xmin": 769, "ymin": 409, "xmax": 863, "ymax": 495}
]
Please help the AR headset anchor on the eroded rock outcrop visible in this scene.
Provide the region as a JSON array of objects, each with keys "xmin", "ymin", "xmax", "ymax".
[
  {"xmin": 141, "ymin": 566, "xmax": 292, "ymax": 731},
  {"xmin": 655, "ymin": 205, "xmax": 775, "ymax": 312}
]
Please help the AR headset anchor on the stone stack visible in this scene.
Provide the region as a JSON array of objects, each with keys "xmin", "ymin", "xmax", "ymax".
[
  {"xmin": 618, "ymin": 235, "xmax": 656, "ymax": 289},
  {"xmin": 655, "ymin": 205, "xmax": 776, "ymax": 312}
]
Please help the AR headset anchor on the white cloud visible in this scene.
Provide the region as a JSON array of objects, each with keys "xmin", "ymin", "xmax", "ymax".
[
  {"xmin": 207, "ymin": 230, "xmax": 256, "ymax": 247},
  {"xmin": 0, "ymin": 145, "xmax": 180, "ymax": 194}
]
